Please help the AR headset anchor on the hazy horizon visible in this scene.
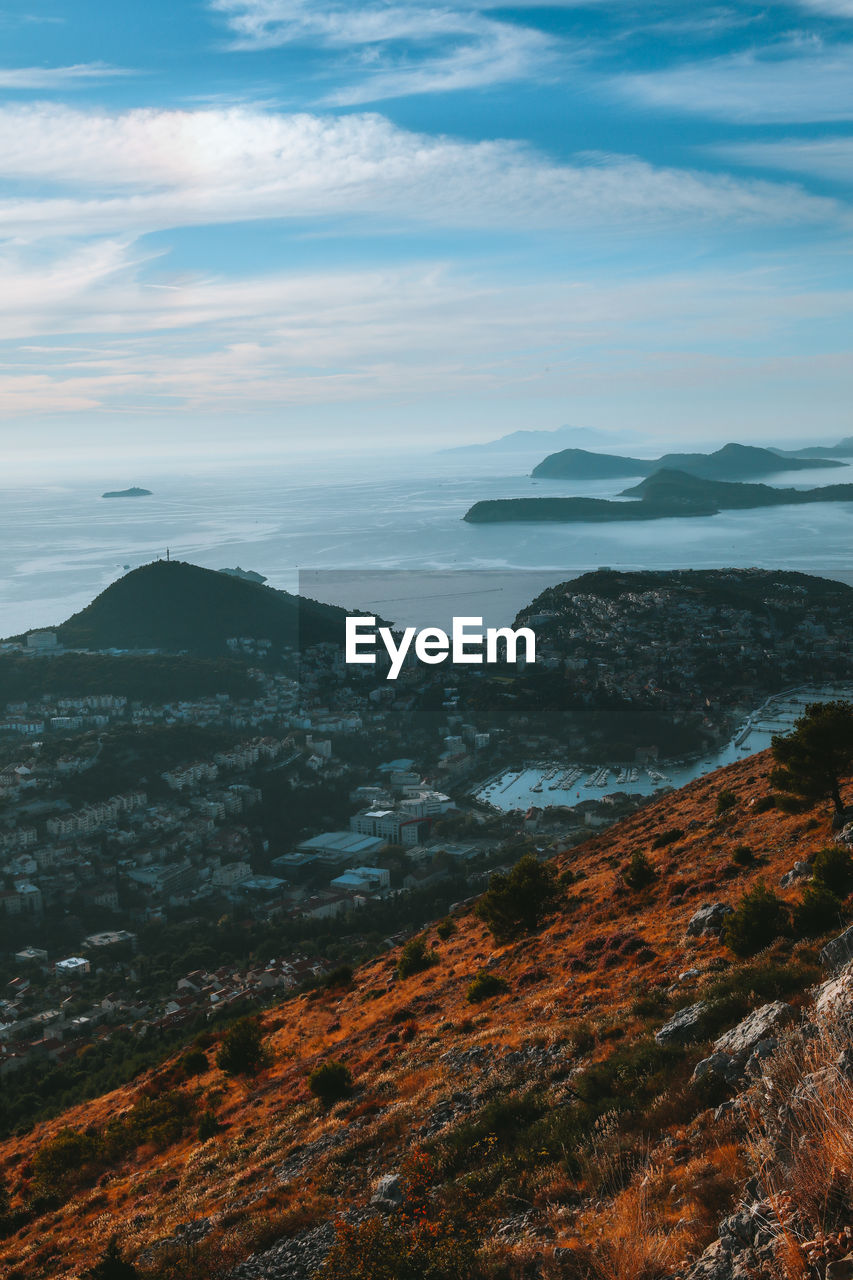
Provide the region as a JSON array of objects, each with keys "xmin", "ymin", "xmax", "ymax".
[{"xmin": 0, "ymin": 0, "xmax": 851, "ymax": 467}]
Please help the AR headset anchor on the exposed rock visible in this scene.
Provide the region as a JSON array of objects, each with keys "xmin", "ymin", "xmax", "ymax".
[
  {"xmin": 780, "ymin": 860, "xmax": 812, "ymax": 888},
  {"xmin": 687, "ymin": 903, "xmax": 734, "ymax": 938},
  {"xmin": 371, "ymin": 1173, "xmax": 404, "ymax": 1209},
  {"xmin": 692, "ymin": 1051, "xmax": 742, "ymax": 1086},
  {"xmin": 815, "ymin": 964, "xmax": 853, "ymax": 1022},
  {"xmin": 655, "ymin": 1001, "xmax": 709, "ymax": 1046},
  {"xmin": 713, "ymin": 1002, "xmax": 795, "ymax": 1059},
  {"xmin": 821, "ymin": 924, "xmax": 853, "ymax": 971}
]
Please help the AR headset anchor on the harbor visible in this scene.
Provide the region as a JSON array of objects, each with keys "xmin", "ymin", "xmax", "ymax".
[{"xmin": 474, "ymin": 682, "xmax": 853, "ymax": 813}]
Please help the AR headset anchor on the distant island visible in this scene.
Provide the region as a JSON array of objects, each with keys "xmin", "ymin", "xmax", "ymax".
[
  {"xmin": 438, "ymin": 424, "xmax": 637, "ymax": 456},
  {"xmin": 218, "ymin": 566, "xmax": 268, "ymax": 584},
  {"xmin": 101, "ymin": 487, "xmax": 152, "ymax": 499},
  {"xmin": 463, "ymin": 469, "xmax": 853, "ymax": 523},
  {"xmin": 530, "ymin": 442, "xmax": 842, "ymax": 482}
]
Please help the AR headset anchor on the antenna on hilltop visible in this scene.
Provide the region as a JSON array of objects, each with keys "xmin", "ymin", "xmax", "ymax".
[{"xmin": 166, "ymin": 548, "xmax": 170, "ymax": 562}]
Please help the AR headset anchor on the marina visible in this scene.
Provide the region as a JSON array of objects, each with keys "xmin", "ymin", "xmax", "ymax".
[{"xmin": 473, "ymin": 682, "xmax": 853, "ymax": 813}]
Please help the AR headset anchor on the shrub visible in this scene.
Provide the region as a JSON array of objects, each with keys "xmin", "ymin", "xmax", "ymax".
[
  {"xmin": 731, "ymin": 845, "xmax": 754, "ymax": 867},
  {"xmin": 753, "ymin": 794, "xmax": 777, "ymax": 813},
  {"xmin": 793, "ymin": 884, "xmax": 844, "ymax": 939},
  {"xmin": 720, "ymin": 881, "xmax": 791, "ymax": 957},
  {"xmin": 475, "ymin": 854, "xmax": 557, "ymax": 943},
  {"xmin": 623, "ymin": 850, "xmax": 656, "ymax": 890},
  {"xmin": 308, "ymin": 1060, "xmax": 353, "ymax": 1107},
  {"xmin": 812, "ymin": 846, "xmax": 853, "ymax": 898},
  {"xmin": 324, "ymin": 965, "xmax": 354, "ymax": 990},
  {"xmin": 215, "ymin": 1017, "xmax": 270, "ymax": 1077},
  {"xmin": 435, "ymin": 917, "xmax": 456, "ymax": 941},
  {"xmin": 397, "ymin": 936, "xmax": 438, "ymax": 979},
  {"xmin": 85, "ymin": 1237, "xmax": 139, "ymax": 1279},
  {"xmin": 32, "ymin": 1127, "xmax": 102, "ymax": 1197},
  {"xmin": 466, "ymin": 970, "xmax": 509, "ymax": 1004},
  {"xmin": 651, "ymin": 828, "xmax": 683, "ymax": 850},
  {"xmin": 180, "ymin": 1048, "xmax": 208, "ymax": 1077},
  {"xmin": 716, "ymin": 789, "xmax": 738, "ymax": 816},
  {"xmin": 196, "ymin": 1110, "xmax": 221, "ymax": 1141}
]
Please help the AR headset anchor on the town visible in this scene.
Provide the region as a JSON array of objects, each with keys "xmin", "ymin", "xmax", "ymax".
[{"xmin": 2, "ymin": 565, "xmax": 852, "ymax": 1132}]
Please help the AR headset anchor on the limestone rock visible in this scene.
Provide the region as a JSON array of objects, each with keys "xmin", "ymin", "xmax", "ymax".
[
  {"xmin": 687, "ymin": 903, "xmax": 734, "ymax": 938},
  {"xmin": 655, "ymin": 1001, "xmax": 709, "ymax": 1046},
  {"xmin": 713, "ymin": 1002, "xmax": 794, "ymax": 1059},
  {"xmin": 821, "ymin": 924, "xmax": 853, "ymax": 971}
]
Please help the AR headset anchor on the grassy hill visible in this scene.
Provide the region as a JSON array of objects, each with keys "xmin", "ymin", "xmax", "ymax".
[
  {"xmin": 3, "ymin": 748, "xmax": 853, "ymax": 1278},
  {"xmin": 49, "ymin": 560, "xmax": 350, "ymax": 656}
]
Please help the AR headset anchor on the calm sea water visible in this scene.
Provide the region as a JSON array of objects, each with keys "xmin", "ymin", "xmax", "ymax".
[{"xmin": 2, "ymin": 453, "xmax": 853, "ymax": 635}]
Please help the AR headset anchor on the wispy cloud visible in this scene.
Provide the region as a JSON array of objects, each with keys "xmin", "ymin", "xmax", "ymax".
[
  {"xmin": 0, "ymin": 62, "xmax": 133, "ymax": 89},
  {"xmin": 614, "ymin": 37, "xmax": 853, "ymax": 122},
  {"xmin": 718, "ymin": 136, "xmax": 853, "ymax": 183},
  {"xmin": 210, "ymin": 0, "xmax": 559, "ymax": 101},
  {"xmin": 0, "ymin": 105, "xmax": 840, "ymax": 243}
]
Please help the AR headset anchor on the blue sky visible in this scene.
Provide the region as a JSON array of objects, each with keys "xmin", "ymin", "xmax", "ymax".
[{"xmin": 0, "ymin": 0, "xmax": 852, "ymax": 469}]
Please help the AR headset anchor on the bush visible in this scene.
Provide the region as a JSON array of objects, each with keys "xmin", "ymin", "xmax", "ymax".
[
  {"xmin": 651, "ymin": 828, "xmax": 683, "ymax": 850},
  {"xmin": 731, "ymin": 845, "xmax": 755, "ymax": 867},
  {"xmin": 324, "ymin": 965, "xmax": 354, "ymax": 990},
  {"xmin": 196, "ymin": 1110, "xmax": 222, "ymax": 1141},
  {"xmin": 180, "ymin": 1048, "xmax": 208, "ymax": 1077},
  {"xmin": 793, "ymin": 884, "xmax": 844, "ymax": 938},
  {"xmin": 435, "ymin": 918, "xmax": 456, "ymax": 941},
  {"xmin": 812, "ymin": 846, "xmax": 853, "ymax": 898},
  {"xmin": 308, "ymin": 1060, "xmax": 353, "ymax": 1107},
  {"xmin": 215, "ymin": 1017, "xmax": 270, "ymax": 1077},
  {"xmin": 753, "ymin": 794, "xmax": 777, "ymax": 813},
  {"xmin": 475, "ymin": 854, "xmax": 557, "ymax": 943},
  {"xmin": 33, "ymin": 1127, "xmax": 102, "ymax": 1197},
  {"xmin": 721, "ymin": 881, "xmax": 791, "ymax": 957},
  {"xmin": 85, "ymin": 1237, "xmax": 139, "ymax": 1279},
  {"xmin": 716, "ymin": 789, "xmax": 738, "ymax": 816},
  {"xmin": 623, "ymin": 850, "xmax": 656, "ymax": 890},
  {"xmin": 397, "ymin": 936, "xmax": 438, "ymax": 980},
  {"xmin": 466, "ymin": 970, "xmax": 509, "ymax": 1004}
]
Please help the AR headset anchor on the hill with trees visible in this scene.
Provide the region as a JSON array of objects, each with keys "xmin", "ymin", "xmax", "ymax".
[
  {"xmin": 46, "ymin": 560, "xmax": 351, "ymax": 656},
  {"xmin": 530, "ymin": 441, "xmax": 842, "ymax": 481}
]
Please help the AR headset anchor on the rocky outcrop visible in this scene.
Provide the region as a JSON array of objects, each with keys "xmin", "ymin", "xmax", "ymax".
[
  {"xmin": 692, "ymin": 1002, "xmax": 795, "ymax": 1086},
  {"xmin": 686, "ymin": 903, "xmax": 734, "ymax": 938},
  {"xmin": 655, "ymin": 1001, "xmax": 709, "ymax": 1046},
  {"xmin": 780, "ymin": 860, "xmax": 812, "ymax": 888},
  {"xmin": 678, "ymin": 1201, "xmax": 781, "ymax": 1279},
  {"xmin": 821, "ymin": 924, "xmax": 853, "ymax": 971}
]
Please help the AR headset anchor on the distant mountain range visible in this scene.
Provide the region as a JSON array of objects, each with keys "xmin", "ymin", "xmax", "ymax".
[
  {"xmin": 772, "ymin": 436, "xmax": 853, "ymax": 459},
  {"xmin": 463, "ymin": 468, "xmax": 853, "ymax": 523},
  {"xmin": 438, "ymin": 425, "xmax": 638, "ymax": 456},
  {"xmin": 531, "ymin": 442, "xmax": 842, "ymax": 482},
  {"xmin": 52, "ymin": 559, "xmax": 351, "ymax": 655}
]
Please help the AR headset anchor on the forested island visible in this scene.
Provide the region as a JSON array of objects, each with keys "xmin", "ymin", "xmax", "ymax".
[
  {"xmin": 530, "ymin": 441, "xmax": 842, "ymax": 481},
  {"xmin": 463, "ymin": 469, "xmax": 853, "ymax": 523},
  {"xmin": 101, "ymin": 486, "xmax": 152, "ymax": 498}
]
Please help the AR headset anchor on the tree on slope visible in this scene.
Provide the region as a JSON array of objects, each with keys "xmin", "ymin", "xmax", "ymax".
[{"xmin": 771, "ymin": 700, "xmax": 853, "ymax": 816}]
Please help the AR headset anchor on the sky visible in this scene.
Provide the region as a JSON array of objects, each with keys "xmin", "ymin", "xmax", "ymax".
[{"xmin": 0, "ymin": 0, "xmax": 852, "ymax": 470}]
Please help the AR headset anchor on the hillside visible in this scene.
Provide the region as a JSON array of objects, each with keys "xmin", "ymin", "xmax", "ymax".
[
  {"xmin": 464, "ymin": 469, "xmax": 853, "ymax": 523},
  {"xmin": 4, "ymin": 748, "xmax": 853, "ymax": 1278},
  {"xmin": 530, "ymin": 442, "xmax": 842, "ymax": 481},
  {"xmin": 48, "ymin": 560, "xmax": 351, "ymax": 656}
]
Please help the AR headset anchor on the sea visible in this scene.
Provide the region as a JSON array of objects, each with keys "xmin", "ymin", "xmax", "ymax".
[{"xmin": 2, "ymin": 451, "xmax": 853, "ymax": 638}]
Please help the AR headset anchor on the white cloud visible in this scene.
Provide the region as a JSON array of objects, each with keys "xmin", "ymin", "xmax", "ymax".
[
  {"xmin": 0, "ymin": 62, "xmax": 132, "ymax": 89},
  {"xmin": 210, "ymin": 0, "xmax": 559, "ymax": 100},
  {"xmin": 0, "ymin": 105, "xmax": 839, "ymax": 243},
  {"xmin": 719, "ymin": 136, "xmax": 853, "ymax": 182},
  {"xmin": 614, "ymin": 39, "xmax": 853, "ymax": 122}
]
